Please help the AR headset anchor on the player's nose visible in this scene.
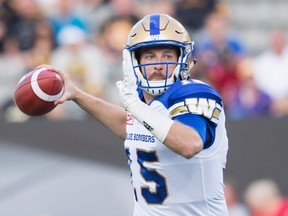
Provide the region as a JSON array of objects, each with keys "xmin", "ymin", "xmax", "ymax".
[{"xmin": 153, "ymin": 61, "xmax": 166, "ymax": 71}]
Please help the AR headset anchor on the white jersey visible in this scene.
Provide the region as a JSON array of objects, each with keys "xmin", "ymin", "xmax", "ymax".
[{"xmin": 124, "ymin": 80, "xmax": 229, "ymax": 216}]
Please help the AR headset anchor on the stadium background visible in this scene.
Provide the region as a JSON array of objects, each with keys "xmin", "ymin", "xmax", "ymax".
[{"xmin": 1, "ymin": 0, "xmax": 288, "ymax": 215}]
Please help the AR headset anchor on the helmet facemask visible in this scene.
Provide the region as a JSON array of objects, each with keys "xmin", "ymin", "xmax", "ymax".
[{"xmin": 125, "ymin": 14, "xmax": 195, "ymax": 96}]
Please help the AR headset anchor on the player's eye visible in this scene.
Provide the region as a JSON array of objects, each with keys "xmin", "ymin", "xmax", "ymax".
[
  {"xmin": 144, "ymin": 54, "xmax": 154, "ymax": 60},
  {"xmin": 163, "ymin": 54, "xmax": 173, "ymax": 60}
]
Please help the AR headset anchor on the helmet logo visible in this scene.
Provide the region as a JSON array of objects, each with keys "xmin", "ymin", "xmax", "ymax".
[{"xmin": 150, "ymin": 35, "xmax": 160, "ymax": 40}]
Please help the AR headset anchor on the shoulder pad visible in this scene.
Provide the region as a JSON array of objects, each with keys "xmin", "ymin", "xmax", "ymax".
[{"xmin": 166, "ymin": 80, "xmax": 223, "ymax": 124}]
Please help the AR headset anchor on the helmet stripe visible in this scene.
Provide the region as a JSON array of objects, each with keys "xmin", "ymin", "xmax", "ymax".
[{"xmin": 150, "ymin": 14, "xmax": 160, "ymax": 35}]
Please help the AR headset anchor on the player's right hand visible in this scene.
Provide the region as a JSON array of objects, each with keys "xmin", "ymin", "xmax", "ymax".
[{"xmin": 36, "ymin": 64, "xmax": 78, "ymax": 105}]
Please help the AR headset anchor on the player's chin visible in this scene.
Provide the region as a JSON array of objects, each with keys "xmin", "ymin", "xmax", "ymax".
[{"xmin": 149, "ymin": 77, "xmax": 166, "ymax": 81}]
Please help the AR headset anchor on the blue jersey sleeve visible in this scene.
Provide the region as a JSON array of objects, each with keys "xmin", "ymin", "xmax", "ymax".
[{"xmin": 159, "ymin": 80, "xmax": 223, "ymax": 148}]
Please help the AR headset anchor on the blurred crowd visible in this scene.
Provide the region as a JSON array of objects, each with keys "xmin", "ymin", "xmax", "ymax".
[
  {"xmin": 1, "ymin": 0, "xmax": 288, "ymax": 122},
  {"xmin": 225, "ymin": 178, "xmax": 288, "ymax": 216}
]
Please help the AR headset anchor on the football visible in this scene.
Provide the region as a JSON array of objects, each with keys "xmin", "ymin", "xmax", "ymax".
[{"xmin": 14, "ymin": 67, "xmax": 64, "ymax": 116}]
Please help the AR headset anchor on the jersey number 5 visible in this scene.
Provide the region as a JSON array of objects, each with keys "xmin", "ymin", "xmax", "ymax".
[{"xmin": 126, "ymin": 149, "xmax": 168, "ymax": 204}]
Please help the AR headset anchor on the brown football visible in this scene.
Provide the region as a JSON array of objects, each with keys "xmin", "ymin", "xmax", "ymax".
[{"xmin": 14, "ymin": 67, "xmax": 64, "ymax": 116}]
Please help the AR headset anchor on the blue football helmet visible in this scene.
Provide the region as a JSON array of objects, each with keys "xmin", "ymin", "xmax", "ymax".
[{"xmin": 125, "ymin": 13, "xmax": 195, "ymax": 96}]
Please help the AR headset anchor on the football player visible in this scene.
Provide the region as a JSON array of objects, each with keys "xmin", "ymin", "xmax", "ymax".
[{"xmin": 40, "ymin": 13, "xmax": 229, "ymax": 216}]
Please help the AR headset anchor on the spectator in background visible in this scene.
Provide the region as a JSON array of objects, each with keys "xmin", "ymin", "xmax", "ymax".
[
  {"xmin": 253, "ymin": 29, "xmax": 288, "ymax": 117},
  {"xmin": 175, "ymin": 0, "xmax": 219, "ymax": 33},
  {"xmin": 5, "ymin": 0, "xmax": 44, "ymax": 52},
  {"xmin": 49, "ymin": 25, "xmax": 108, "ymax": 120},
  {"xmin": 87, "ymin": 0, "xmax": 176, "ymax": 37},
  {"xmin": 95, "ymin": 15, "xmax": 136, "ymax": 103},
  {"xmin": 244, "ymin": 179, "xmax": 288, "ymax": 216},
  {"xmin": 86, "ymin": 0, "xmax": 135, "ymax": 37},
  {"xmin": 227, "ymin": 58, "xmax": 272, "ymax": 119},
  {"xmin": 48, "ymin": 0, "xmax": 89, "ymax": 46},
  {"xmin": 194, "ymin": 7, "xmax": 246, "ymax": 117},
  {"xmin": 0, "ymin": 35, "xmax": 26, "ymax": 121},
  {"xmin": 225, "ymin": 179, "xmax": 250, "ymax": 216},
  {"xmin": 24, "ymin": 19, "xmax": 55, "ymax": 70}
]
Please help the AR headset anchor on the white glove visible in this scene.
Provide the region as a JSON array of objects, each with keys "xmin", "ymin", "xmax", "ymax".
[
  {"xmin": 116, "ymin": 49, "xmax": 140, "ymax": 110},
  {"xmin": 116, "ymin": 49, "xmax": 174, "ymax": 143}
]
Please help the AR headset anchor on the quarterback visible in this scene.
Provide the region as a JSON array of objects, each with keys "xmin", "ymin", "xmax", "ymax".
[{"xmin": 40, "ymin": 14, "xmax": 229, "ymax": 215}]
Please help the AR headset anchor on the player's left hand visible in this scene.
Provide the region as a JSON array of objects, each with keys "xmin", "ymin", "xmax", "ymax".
[{"xmin": 116, "ymin": 49, "xmax": 139, "ymax": 109}]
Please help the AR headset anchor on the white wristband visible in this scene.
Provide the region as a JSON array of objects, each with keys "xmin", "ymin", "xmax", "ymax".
[{"xmin": 127, "ymin": 101, "xmax": 174, "ymax": 143}]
